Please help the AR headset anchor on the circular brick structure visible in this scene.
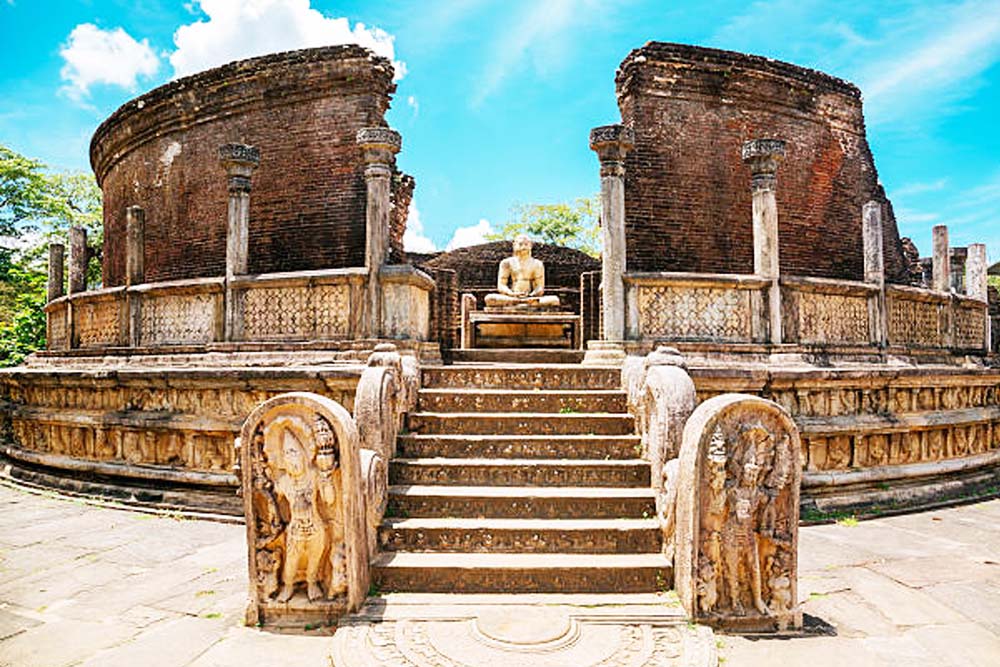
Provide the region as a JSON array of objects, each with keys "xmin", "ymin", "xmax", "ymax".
[
  {"xmin": 91, "ymin": 45, "xmax": 401, "ymax": 287},
  {"xmin": 617, "ymin": 42, "xmax": 908, "ymax": 282}
]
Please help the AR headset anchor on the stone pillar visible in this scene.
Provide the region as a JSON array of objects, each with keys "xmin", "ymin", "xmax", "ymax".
[
  {"xmin": 584, "ymin": 124, "xmax": 634, "ymax": 366},
  {"xmin": 862, "ymin": 201, "xmax": 888, "ymax": 348},
  {"xmin": 742, "ymin": 139, "xmax": 786, "ymax": 345},
  {"xmin": 125, "ymin": 206, "xmax": 145, "ymax": 347},
  {"xmin": 125, "ymin": 205, "xmax": 145, "ymax": 286},
  {"xmin": 932, "ymin": 225, "xmax": 950, "ymax": 293},
  {"xmin": 68, "ymin": 227, "xmax": 88, "ymax": 294},
  {"xmin": 219, "ymin": 143, "xmax": 260, "ymax": 341},
  {"xmin": 966, "ymin": 242, "xmax": 990, "ymax": 351},
  {"xmin": 590, "ymin": 124, "xmax": 634, "ymax": 343},
  {"xmin": 47, "ymin": 243, "xmax": 64, "ymax": 302},
  {"xmin": 357, "ymin": 127, "xmax": 402, "ymax": 338}
]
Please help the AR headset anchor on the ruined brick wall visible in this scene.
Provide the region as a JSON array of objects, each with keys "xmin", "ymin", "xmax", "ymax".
[
  {"xmin": 616, "ymin": 43, "xmax": 908, "ymax": 283},
  {"xmin": 92, "ymin": 46, "xmax": 407, "ymax": 286},
  {"xmin": 389, "ymin": 173, "xmax": 415, "ymax": 264}
]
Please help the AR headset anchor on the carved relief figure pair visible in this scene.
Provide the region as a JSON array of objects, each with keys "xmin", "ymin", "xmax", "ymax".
[
  {"xmin": 697, "ymin": 421, "xmax": 795, "ymax": 625},
  {"xmin": 251, "ymin": 414, "xmax": 346, "ymax": 602}
]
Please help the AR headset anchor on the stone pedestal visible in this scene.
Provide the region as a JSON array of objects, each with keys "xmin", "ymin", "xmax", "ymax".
[
  {"xmin": 582, "ymin": 340, "xmax": 626, "ymax": 366},
  {"xmin": 589, "ymin": 124, "xmax": 634, "ymax": 345},
  {"xmin": 742, "ymin": 139, "xmax": 786, "ymax": 345},
  {"xmin": 219, "ymin": 144, "xmax": 260, "ymax": 341},
  {"xmin": 357, "ymin": 127, "xmax": 402, "ymax": 338}
]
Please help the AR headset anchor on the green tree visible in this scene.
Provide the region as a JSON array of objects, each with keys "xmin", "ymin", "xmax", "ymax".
[
  {"xmin": 0, "ymin": 144, "xmax": 102, "ymax": 366},
  {"xmin": 489, "ymin": 195, "xmax": 600, "ymax": 257}
]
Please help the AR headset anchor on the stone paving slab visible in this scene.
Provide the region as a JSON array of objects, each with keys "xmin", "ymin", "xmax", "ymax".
[{"xmin": 1, "ymin": 483, "xmax": 999, "ymax": 666}]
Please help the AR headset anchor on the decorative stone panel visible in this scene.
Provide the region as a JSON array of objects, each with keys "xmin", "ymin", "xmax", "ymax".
[
  {"xmin": 637, "ymin": 285, "xmax": 752, "ymax": 342},
  {"xmin": 888, "ymin": 292, "xmax": 947, "ymax": 348},
  {"xmin": 239, "ymin": 392, "xmax": 368, "ymax": 627},
  {"xmin": 675, "ymin": 394, "xmax": 802, "ymax": 632},
  {"xmin": 75, "ymin": 294, "xmax": 124, "ymax": 348},
  {"xmin": 140, "ymin": 291, "xmax": 218, "ymax": 345},
  {"xmin": 794, "ymin": 292, "xmax": 870, "ymax": 345}
]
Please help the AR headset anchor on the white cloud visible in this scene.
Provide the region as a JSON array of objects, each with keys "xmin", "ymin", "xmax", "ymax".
[
  {"xmin": 59, "ymin": 23, "xmax": 160, "ymax": 100},
  {"xmin": 446, "ymin": 219, "xmax": 493, "ymax": 250},
  {"xmin": 402, "ymin": 202, "xmax": 436, "ymax": 253},
  {"xmin": 891, "ymin": 179, "xmax": 948, "ymax": 198},
  {"xmin": 859, "ymin": 1, "xmax": 1000, "ymax": 122},
  {"xmin": 407, "ymin": 95, "xmax": 419, "ymax": 117},
  {"xmin": 170, "ymin": 0, "xmax": 405, "ymax": 80},
  {"xmin": 471, "ymin": 0, "xmax": 603, "ymax": 106}
]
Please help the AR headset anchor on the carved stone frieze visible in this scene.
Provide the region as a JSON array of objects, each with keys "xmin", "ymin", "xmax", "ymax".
[
  {"xmin": 75, "ymin": 297, "xmax": 124, "ymax": 347},
  {"xmin": 675, "ymin": 394, "xmax": 802, "ymax": 632},
  {"xmin": 795, "ymin": 292, "xmax": 870, "ymax": 345},
  {"xmin": 888, "ymin": 297, "xmax": 946, "ymax": 347},
  {"xmin": 240, "ymin": 392, "xmax": 367, "ymax": 627}
]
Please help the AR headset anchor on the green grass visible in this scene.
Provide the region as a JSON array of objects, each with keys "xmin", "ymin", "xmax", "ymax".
[
  {"xmin": 202, "ymin": 612, "xmax": 223, "ymax": 619},
  {"xmin": 835, "ymin": 516, "xmax": 859, "ymax": 527}
]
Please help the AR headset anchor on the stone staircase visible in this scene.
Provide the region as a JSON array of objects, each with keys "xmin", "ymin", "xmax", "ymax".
[{"xmin": 371, "ymin": 361, "xmax": 671, "ymax": 594}]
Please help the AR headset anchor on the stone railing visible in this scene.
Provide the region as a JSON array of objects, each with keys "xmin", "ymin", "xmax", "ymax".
[
  {"xmin": 623, "ymin": 271, "xmax": 989, "ymax": 355},
  {"xmin": 625, "ymin": 273, "xmax": 770, "ymax": 343},
  {"xmin": 44, "ymin": 265, "xmax": 435, "ymax": 351},
  {"xmin": 887, "ymin": 285, "xmax": 987, "ymax": 352},
  {"xmin": 780, "ymin": 276, "xmax": 877, "ymax": 347}
]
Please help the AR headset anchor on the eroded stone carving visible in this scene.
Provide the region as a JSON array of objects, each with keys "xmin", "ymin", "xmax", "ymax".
[
  {"xmin": 240, "ymin": 392, "xmax": 367, "ymax": 627},
  {"xmin": 675, "ymin": 394, "xmax": 802, "ymax": 632}
]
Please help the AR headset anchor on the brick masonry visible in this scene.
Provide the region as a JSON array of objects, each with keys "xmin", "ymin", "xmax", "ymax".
[
  {"xmin": 617, "ymin": 42, "xmax": 909, "ymax": 283},
  {"xmin": 92, "ymin": 46, "xmax": 411, "ymax": 287}
]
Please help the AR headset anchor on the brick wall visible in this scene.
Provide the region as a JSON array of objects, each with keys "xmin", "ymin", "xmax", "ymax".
[
  {"xmin": 616, "ymin": 43, "xmax": 909, "ymax": 283},
  {"xmin": 92, "ymin": 46, "xmax": 408, "ymax": 287}
]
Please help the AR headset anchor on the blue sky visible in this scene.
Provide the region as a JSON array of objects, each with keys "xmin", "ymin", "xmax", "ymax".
[{"xmin": 1, "ymin": 0, "xmax": 998, "ymax": 264}]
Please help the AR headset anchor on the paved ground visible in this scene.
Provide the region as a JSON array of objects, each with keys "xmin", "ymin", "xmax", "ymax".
[{"xmin": 0, "ymin": 482, "xmax": 998, "ymax": 666}]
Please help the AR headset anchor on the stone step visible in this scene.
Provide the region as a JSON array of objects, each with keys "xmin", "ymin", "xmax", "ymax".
[
  {"xmin": 416, "ymin": 388, "xmax": 628, "ymax": 414},
  {"xmin": 406, "ymin": 412, "xmax": 635, "ymax": 436},
  {"xmin": 387, "ymin": 485, "xmax": 656, "ymax": 519},
  {"xmin": 378, "ymin": 517, "xmax": 662, "ymax": 554},
  {"xmin": 371, "ymin": 552, "xmax": 672, "ymax": 594},
  {"xmin": 449, "ymin": 349, "xmax": 585, "ymax": 364},
  {"xmin": 388, "ymin": 458, "xmax": 650, "ymax": 487},
  {"xmin": 422, "ymin": 365, "xmax": 621, "ymax": 391},
  {"xmin": 397, "ymin": 434, "xmax": 641, "ymax": 460}
]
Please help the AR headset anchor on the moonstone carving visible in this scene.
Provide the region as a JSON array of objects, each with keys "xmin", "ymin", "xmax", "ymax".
[
  {"xmin": 239, "ymin": 392, "xmax": 367, "ymax": 627},
  {"xmin": 674, "ymin": 394, "xmax": 802, "ymax": 632}
]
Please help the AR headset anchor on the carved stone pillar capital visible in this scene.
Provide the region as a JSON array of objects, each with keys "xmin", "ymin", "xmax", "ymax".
[
  {"xmin": 219, "ymin": 143, "xmax": 260, "ymax": 193},
  {"xmin": 589, "ymin": 124, "xmax": 635, "ymax": 177},
  {"xmin": 742, "ymin": 139, "xmax": 786, "ymax": 192},
  {"xmin": 357, "ymin": 127, "xmax": 401, "ymax": 178}
]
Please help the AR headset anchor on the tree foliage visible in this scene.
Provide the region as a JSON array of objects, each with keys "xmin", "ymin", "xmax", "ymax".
[
  {"xmin": 489, "ymin": 195, "xmax": 600, "ymax": 257},
  {"xmin": 0, "ymin": 144, "xmax": 102, "ymax": 366}
]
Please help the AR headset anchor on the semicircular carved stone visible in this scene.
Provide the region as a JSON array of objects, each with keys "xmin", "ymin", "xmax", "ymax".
[
  {"xmin": 239, "ymin": 391, "xmax": 367, "ymax": 628},
  {"xmin": 674, "ymin": 394, "xmax": 802, "ymax": 633}
]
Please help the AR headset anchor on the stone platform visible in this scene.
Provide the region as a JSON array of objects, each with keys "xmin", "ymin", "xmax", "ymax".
[
  {"xmin": 467, "ymin": 311, "xmax": 581, "ymax": 349},
  {"xmin": 3, "ymin": 483, "xmax": 1000, "ymax": 666}
]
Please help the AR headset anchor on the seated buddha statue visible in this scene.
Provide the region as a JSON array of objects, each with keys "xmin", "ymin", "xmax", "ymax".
[{"xmin": 484, "ymin": 235, "xmax": 561, "ymax": 309}]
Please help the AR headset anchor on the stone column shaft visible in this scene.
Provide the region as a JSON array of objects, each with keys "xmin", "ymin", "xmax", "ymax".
[
  {"xmin": 219, "ymin": 144, "xmax": 260, "ymax": 342},
  {"xmin": 125, "ymin": 206, "xmax": 146, "ymax": 346},
  {"xmin": 932, "ymin": 225, "xmax": 950, "ymax": 293},
  {"xmin": 68, "ymin": 227, "xmax": 88, "ymax": 294},
  {"xmin": 862, "ymin": 201, "xmax": 888, "ymax": 347},
  {"xmin": 357, "ymin": 127, "xmax": 402, "ymax": 339},
  {"xmin": 589, "ymin": 124, "xmax": 634, "ymax": 343},
  {"xmin": 966, "ymin": 242, "xmax": 990, "ymax": 351},
  {"xmin": 742, "ymin": 139, "xmax": 786, "ymax": 345},
  {"xmin": 47, "ymin": 243, "xmax": 65, "ymax": 302},
  {"xmin": 125, "ymin": 206, "xmax": 145, "ymax": 286}
]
